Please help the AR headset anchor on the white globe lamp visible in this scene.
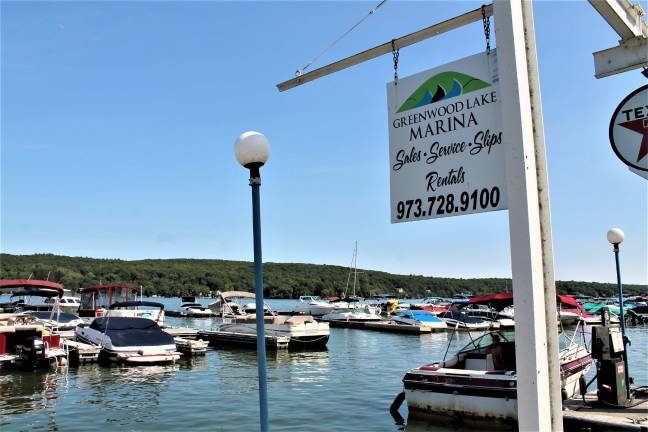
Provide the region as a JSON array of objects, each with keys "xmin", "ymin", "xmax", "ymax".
[
  {"xmin": 234, "ymin": 131, "xmax": 270, "ymax": 169},
  {"xmin": 607, "ymin": 228, "xmax": 624, "ymax": 245}
]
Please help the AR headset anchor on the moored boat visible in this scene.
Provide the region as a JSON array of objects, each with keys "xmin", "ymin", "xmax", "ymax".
[
  {"xmin": 392, "ymin": 310, "xmax": 447, "ymax": 330},
  {"xmin": 211, "ymin": 291, "xmax": 330, "ymax": 348},
  {"xmin": 179, "ymin": 296, "xmax": 212, "ymax": 317},
  {"xmin": 78, "ymin": 284, "xmax": 165, "ymax": 326},
  {"xmin": 292, "ymin": 296, "xmax": 339, "ymax": 316},
  {"xmin": 437, "ymin": 310, "xmax": 491, "ymax": 331},
  {"xmin": 75, "ymin": 301, "xmax": 180, "ymax": 364},
  {"xmin": 402, "ymin": 329, "xmax": 592, "ymax": 422},
  {"xmin": 321, "ymin": 307, "xmax": 383, "ymax": 323}
]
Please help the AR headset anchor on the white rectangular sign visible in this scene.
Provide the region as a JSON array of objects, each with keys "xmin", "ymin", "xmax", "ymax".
[{"xmin": 387, "ymin": 51, "xmax": 507, "ymax": 223}]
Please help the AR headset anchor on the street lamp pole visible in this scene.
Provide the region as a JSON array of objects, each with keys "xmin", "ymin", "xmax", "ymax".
[
  {"xmin": 235, "ymin": 131, "xmax": 271, "ymax": 431},
  {"xmin": 607, "ymin": 227, "xmax": 631, "ymax": 400}
]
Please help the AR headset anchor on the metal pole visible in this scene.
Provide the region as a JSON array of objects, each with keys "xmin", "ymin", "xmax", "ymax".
[
  {"xmin": 250, "ymin": 166, "xmax": 269, "ymax": 432},
  {"xmin": 614, "ymin": 243, "xmax": 631, "ymax": 399}
]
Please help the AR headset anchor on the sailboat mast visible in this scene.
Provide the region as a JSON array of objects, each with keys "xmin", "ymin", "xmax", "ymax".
[{"xmin": 352, "ymin": 241, "xmax": 358, "ymax": 297}]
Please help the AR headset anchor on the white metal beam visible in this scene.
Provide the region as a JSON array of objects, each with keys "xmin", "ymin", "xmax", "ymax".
[
  {"xmin": 594, "ymin": 36, "xmax": 648, "ymax": 77},
  {"xmin": 276, "ymin": 5, "xmax": 492, "ymax": 92},
  {"xmin": 588, "ymin": 0, "xmax": 648, "ymax": 39},
  {"xmin": 494, "ymin": 1, "xmax": 557, "ymax": 430}
]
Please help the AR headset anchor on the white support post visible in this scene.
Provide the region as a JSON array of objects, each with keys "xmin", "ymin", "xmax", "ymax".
[{"xmin": 494, "ymin": 1, "xmax": 559, "ymax": 430}]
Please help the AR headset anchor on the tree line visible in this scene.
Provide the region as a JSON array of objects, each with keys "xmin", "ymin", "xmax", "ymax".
[{"xmin": 1, "ymin": 253, "xmax": 645, "ymax": 299}]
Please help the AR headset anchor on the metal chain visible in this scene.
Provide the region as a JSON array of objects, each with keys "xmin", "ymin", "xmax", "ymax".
[
  {"xmin": 481, "ymin": 5, "xmax": 491, "ymax": 55},
  {"xmin": 392, "ymin": 39, "xmax": 399, "ymax": 84}
]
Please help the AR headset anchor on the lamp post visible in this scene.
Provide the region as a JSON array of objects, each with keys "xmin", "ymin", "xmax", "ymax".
[
  {"xmin": 235, "ymin": 131, "xmax": 271, "ymax": 431},
  {"xmin": 607, "ymin": 227, "xmax": 631, "ymax": 400}
]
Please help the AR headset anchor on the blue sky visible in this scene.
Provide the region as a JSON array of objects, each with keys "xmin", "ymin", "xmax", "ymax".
[{"xmin": 1, "ymin": 1, "xmax": 646, "ymax": 285}]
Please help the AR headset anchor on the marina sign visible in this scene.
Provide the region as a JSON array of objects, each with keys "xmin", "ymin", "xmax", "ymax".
[
  {"xmin": 609, "ymin": 84, "xmax": 648, "ymax": 173},
  {"xmin": 387, "ymin": 51, "xmax": 507, "ymax": 223}
]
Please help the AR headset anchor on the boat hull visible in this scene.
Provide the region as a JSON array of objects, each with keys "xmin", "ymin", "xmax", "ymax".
[{"xmin": 406, "ymin": 388, "xmax": 517, "ymax": 421}]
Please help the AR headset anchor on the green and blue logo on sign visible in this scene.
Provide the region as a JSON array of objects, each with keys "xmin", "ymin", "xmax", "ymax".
[{"xmin": 397, "ymin": 71, "xmax": 491, "ymax": 113}]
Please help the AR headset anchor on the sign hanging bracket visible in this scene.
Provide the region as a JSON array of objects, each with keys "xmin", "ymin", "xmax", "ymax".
[
  {"xmin": 481, "ymin": 5, "xmax": 492, "ymax": 55},
  {"xmin": 276, "ymin": 4, "xmax": 493, "ymax": 92},
  {"xmin": 391, "ymin": 39, "xmax": 399, "ymax": 84}
]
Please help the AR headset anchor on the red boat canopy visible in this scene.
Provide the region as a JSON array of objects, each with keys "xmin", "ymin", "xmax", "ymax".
[
  {"xmin": 469, "ymin": 292, "xmax": 582, "ymax": 311},
  {"xmin": 0, "ymin": 279, "xmax": 65, "ymax": 297},
  {"xmin": 78, "ymin": 284, "xmax": 137, "ymax": 293}
]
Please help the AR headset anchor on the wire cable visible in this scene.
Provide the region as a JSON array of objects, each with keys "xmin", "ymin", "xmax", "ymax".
[{"xmin": 295, "ymin": 0, "xmax": 389, "ymax": 76}]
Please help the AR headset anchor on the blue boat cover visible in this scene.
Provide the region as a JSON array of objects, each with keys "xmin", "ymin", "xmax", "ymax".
[
  {"xmin": 402, "ymin": 310, "xmax": 443, "ymax": 322},
  {"xmin": 28, "ymin": 311, "xmax": 80, "ymax": 323},
  {"xmin": 90, "ymin": 317, "xmax": 174, "ymax": 347}
]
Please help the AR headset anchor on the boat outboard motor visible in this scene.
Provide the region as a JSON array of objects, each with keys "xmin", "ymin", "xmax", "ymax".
[
  {"xmin": 591, "ymin": 311, "xmax": 629, "ymax": 406},
  {"xmin": 21, "ymin": 336, "xmax": 46, "ymax": 367}
]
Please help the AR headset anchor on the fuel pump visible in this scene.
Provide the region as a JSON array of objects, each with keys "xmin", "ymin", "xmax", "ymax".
[{"xmin": 591, "ymin": 311, "xmax": 630, "ymax": 406}]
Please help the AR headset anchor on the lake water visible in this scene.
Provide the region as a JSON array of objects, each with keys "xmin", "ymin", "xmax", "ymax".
[{"xmin": 1, "ymin": 298, "xmax": 646, "ymax": 431}]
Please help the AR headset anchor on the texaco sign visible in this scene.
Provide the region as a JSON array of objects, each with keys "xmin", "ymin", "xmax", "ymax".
[{"xmin": 609, "ymin": 85, "xmax": 648, "ymax": 172}]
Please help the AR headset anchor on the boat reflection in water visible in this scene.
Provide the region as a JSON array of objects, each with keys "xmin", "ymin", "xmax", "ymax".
[{"xmin": 0, "ymin": 370, "xmax": 62, "ymax": 431}]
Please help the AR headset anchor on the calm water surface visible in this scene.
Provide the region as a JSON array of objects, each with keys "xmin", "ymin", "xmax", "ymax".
[{"xmin": 1, "ymin": 298, "xmax": 646, "ymax": 431}]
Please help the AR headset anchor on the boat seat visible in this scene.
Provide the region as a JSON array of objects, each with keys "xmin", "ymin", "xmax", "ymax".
[
  {"xmin": 464, "ymin": 353, "xmax": 488, "ymax": 370},
  {"xmin": 285, "ymin": 316, "xmax": 315, "ymax": 325},
  {"xmin": 485, "ymin": 354, "xmax": 495, "ymax": 371},
  {"xmin": 266, "ymin": 316, "xmax": 286, "ymax": 325}
]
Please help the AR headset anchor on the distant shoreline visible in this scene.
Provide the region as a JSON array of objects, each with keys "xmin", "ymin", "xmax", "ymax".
[{"xmin": 1, "ymin": 253, "xmax": 645, "ymax": 299}]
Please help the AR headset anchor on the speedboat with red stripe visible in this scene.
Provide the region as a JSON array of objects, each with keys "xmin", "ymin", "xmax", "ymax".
[
  {"xmin": 402, "ymin": 329, "xmax": 592, "ymax": 422},
  {"xmin": 75, "ymin": 301, "xmax": 180, "ymax": 364}
]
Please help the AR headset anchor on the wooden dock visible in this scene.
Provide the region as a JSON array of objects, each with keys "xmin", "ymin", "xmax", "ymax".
[
  {"xmin": 164, "ymin": 327, "xmax": 200, "ymax": 339},
  {"xmin": 174, "ymin": 337, "xmax": 209, "ymax": 356},
  {"xmin": 197, "ymin": 330, "xmax": 290, "ymax": 349},
  {"xmin": 166, "ymin": 310, "xmax": 214, "ymax": 318},
  {"xmin": 563, "ymin": 392, "xmax": 648, "ymax": 431},
  {"xmin": 325, "ymin": 319, "xmax": 436, "ymax": 334},
  {"xmin": 63, "ymin": 340, "xmax": 100, "ymax": 364}
]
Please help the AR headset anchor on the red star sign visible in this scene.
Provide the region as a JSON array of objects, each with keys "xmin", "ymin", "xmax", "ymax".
[{"xmin": 619, "ymin": 117, "xmax": 648, "ymax": 163}]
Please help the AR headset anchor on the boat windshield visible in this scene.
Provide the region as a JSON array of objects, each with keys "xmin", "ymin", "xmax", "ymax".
[
  {"xmin": 80, "ymin": 288, "xmax": 137, "ymax": 310},
  {"xmin": 458, "ymin": 330, "xmax": 515, "ymax": 354}
]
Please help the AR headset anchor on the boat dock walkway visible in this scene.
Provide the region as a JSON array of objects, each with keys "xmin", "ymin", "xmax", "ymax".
[
  {"xmin": 63, "ymin": 340, "xmax": 100, "ymax": 364},
  {"xmin": 166, "ymin": 310, "xmax": 214, "ymax": 318},
  {"xmin": 326, "ymin": 319, "xmax": 438, "ymax": 334},
  {"xmin": 563, "ymin": 392, "xmax": 648, "ymax": 431},
  {"xmin": 164, "ymin": 327, "xmax": 200, "ymax": 339},
  {"xmin": 197, "ymin": 330, "xmax": 290, "ymax": 349}
]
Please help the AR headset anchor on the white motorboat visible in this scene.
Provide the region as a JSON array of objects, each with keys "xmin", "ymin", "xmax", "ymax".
[
  {"xmin": 211, "ymin": 291, "xmax": 330, "ymax": 348},
  {"xmin": 292, "ymin": 296, "xmax": 338, "ymax": 317},
  {"xmin": 402, "ymin": 329, "xmax": 592, "ymax": 422},
  {"xmin": 392, "ymin": 310, "xmax": 447, "ymax": 330},
  {"xmin": 437, "ymin": 310, "xmax": 491, "ymax": 331},
  {"xmin": 179, "ymin": 296, "xmax": 212, "ymax": 317},
  {"xmin": 75, "ymin": 301, "xmax": 180, "ymax": 364},
  {"xmin": 321, "ymin": 307, "xmax": 383, "ymax": 323},
  {"xmin": 25, "ymin": 311, "xmax": 84, "ymax": 331},
  {"xmin": 45, "ymin": 292, "xmax": 81, "ymax": 313}
]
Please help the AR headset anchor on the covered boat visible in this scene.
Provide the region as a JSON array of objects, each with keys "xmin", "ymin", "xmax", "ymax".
[
  {"xmin": 437, "ymin": 309, "xmax": 491, "ymax": 330},
  {"xmin": 75, "ymin": 301, "xmax": 180, "ymax": 364},
  {"xmin": 392, "ymin": 310, "xmax": 447, "ymax": 330}
]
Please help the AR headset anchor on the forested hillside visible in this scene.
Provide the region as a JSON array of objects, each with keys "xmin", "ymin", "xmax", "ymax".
[{"xmin": 1, "ymin": 254, "xmax": 645, "ymax": 298}]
